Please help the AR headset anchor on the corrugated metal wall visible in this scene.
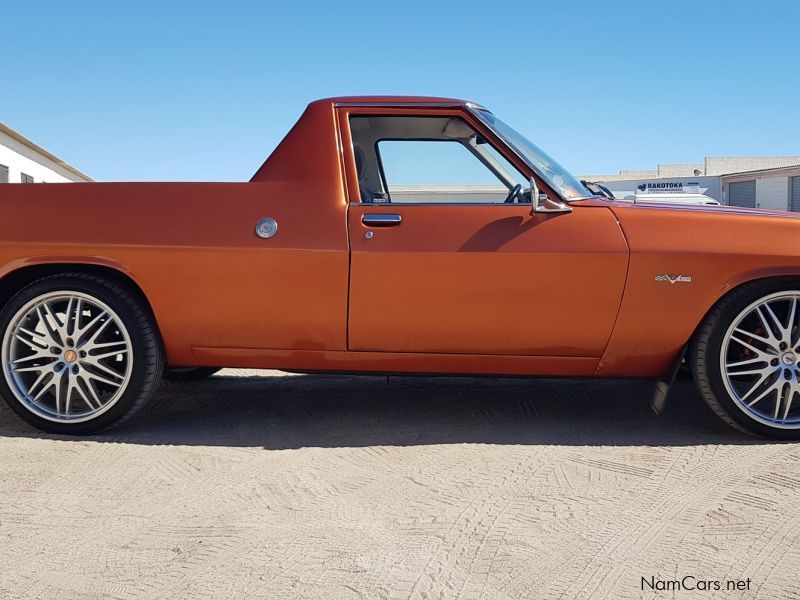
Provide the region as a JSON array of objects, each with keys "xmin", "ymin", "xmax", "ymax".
[
  {"xmin": 791, "ymin": 177, "xmax": 800, "ymax": 212},
  {"xmin": 728, "ymin": 180, "xmax": 757, "ymax": 208}
]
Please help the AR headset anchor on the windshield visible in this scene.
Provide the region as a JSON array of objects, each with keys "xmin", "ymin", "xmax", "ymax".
[{"xmin": 472, "ymin": 109, "xmax": 593, "ymax": 201}]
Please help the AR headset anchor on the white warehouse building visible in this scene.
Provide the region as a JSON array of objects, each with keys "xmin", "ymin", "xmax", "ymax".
[
  {"xmin": 582, "ymin": 156, "xmax": 800, "ymax": 211},
  {"xmin": 721, "ymin": 165, "xmax": 800, "ymax": 211},
  {"xmin": 0, "ymin": 122, "xmax": 91, "ymax": 184}
]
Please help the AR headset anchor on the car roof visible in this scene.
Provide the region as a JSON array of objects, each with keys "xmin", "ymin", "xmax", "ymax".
[{"xmin": 311, "ymin": 96, "xmax": 483, "ymax": 108}]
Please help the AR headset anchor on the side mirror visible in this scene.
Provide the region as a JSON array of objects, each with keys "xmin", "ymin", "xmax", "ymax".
[{"xmin": 530, "ymin": 177, "xmax": 572, "ymax": 215}]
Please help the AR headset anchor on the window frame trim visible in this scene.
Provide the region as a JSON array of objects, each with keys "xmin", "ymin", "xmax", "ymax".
[{"xmin": 336, "ymin": 105, "xmax": 562, "ymax": 207}]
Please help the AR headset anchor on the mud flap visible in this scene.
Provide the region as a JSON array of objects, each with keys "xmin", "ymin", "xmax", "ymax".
[{"xmin": 651, "ymin": 345, "xmax": 688, "ymax": 416}]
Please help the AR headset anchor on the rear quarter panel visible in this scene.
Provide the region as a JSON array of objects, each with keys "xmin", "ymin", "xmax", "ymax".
[{"xmin": 0, "ymin": 181, "xmax": 349, "ymax": 364}]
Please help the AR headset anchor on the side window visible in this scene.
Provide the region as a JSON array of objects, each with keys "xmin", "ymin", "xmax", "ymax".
[
  {"xmin": 349, "ymin": 115, "xmax": 528, "ymax": 204},
  {"xmin": 0, "ymin": 165, "xmax": 8, "ymax": 184},
  {"xmin": 20, "ymin": 173, "xmax": 33, "ymax": 184}
]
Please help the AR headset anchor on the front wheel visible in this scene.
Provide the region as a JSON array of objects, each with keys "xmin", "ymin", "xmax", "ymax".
[
  {"xmin": 0, "ymin": 274, "xmax": 163, "ymax": 435},
  {"xmin": 692, "ymin": 279, "xmax": 800, "ymax": 439}
]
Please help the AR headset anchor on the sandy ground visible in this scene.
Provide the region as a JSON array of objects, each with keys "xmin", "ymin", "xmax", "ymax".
[{"xmin": 0, "ymin": 370, "xmax": 799, "ymax": 599}]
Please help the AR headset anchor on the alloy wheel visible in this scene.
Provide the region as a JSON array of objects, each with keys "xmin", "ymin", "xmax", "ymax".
[
  {"xmin": 720, "ymin": 291, "xmax": 800, "ymax": 429},
  {"xmin": 1, "ymin": 291, "xmax": 133, "ymax": 423}
]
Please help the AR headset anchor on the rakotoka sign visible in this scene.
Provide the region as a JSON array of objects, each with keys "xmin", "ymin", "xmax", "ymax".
[{"xmin": 637, "ymin": 181, "xmax": 696, "ymax": 193}]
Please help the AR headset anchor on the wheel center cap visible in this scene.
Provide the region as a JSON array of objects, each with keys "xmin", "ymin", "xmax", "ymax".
[
  {"xmin": 64, "ymin": 349, "xmax": 77, "ymax": 363},
  {"xmin": 782, "ymin": 352, "xmax": 796, "ymax": 366}
]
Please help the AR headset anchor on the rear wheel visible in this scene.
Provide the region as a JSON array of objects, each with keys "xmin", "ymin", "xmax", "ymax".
[
  {"xmin": 692, "ymin": 279, "xmax": 800, "ymax": 439},
  {"xmin": 0, "ymin": 274, "xmax": 163, "ymax": 434}
]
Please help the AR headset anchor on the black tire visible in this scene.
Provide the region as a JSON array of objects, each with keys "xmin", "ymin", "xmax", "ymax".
[
  {"xmin": 163, "ymin": 366, "xmax": 221, "ymax": 382},
  {"xmin": 690, "ymin": 278, "xmax": 800, "ymax": 439},
  {"xmin": 0, "ymin": 273, "xmax": 163, "ymax": 435}
]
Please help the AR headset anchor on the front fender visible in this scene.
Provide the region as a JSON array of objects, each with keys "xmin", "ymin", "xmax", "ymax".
[{"xmin": 597, "ymin": 204, "xmax": 800, "ymax": 377}]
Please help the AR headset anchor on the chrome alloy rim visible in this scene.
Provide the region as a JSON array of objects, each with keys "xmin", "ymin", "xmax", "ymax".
[
  {"xmin": 721, "ymin": 291, "xmax": 800, "ymax": 429},
  {"xmin": 1, "ymin": 291, "xmax": 133, "ymax": 423}
]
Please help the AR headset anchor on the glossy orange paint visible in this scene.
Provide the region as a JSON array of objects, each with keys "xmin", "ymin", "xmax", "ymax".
[
  {"xmin": 0, "ymin": 180, "xmax": 349, "ymax": 362},
  {"xmin": 2, "ymin": 96, "xmax": 800, "ymax": 379},
  {"xmin": 598, "ymin": 200, "xmax": 800, "ymax": 376},
  {"xmin": 347, "ymin": 202, "xmax": 628, "ymax": 357}
]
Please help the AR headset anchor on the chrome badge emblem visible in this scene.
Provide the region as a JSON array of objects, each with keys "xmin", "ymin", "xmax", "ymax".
[{"xmin": 655, "ymin": 274, "xmax": 692, "ymax": 284}]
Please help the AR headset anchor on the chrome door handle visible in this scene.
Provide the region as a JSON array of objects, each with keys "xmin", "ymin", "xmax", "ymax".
[{"xmin": 362, "ymin": 213, "xmax": 402, "ymax": 227}]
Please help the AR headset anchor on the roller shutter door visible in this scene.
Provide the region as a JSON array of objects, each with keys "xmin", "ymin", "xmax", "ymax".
[
  {"xmin": 728, "ymin": 180, "xmax": 756, "ymax": 208},
  {"xmin": 791, "ymin": 177, "xmax": 800, "ymax": 212}
]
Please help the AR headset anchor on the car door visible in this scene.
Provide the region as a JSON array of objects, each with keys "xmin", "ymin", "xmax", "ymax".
[{"xmin": 340, "ymin": 107, "xmax": 629, "ymax": 358}]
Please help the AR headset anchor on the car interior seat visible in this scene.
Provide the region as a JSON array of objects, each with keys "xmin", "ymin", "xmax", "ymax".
[{"xmin": 353, "ymin": 145, "xmax": 380, "ymax": 203}]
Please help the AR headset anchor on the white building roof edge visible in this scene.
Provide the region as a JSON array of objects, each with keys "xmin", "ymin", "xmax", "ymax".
[
  {"xmin": 719, "ymin": 164, "xmax": 800, "ymax": 178},
  {"xmin": 0, "ymin": 122, "xmax": 93, "ymax": 182}
]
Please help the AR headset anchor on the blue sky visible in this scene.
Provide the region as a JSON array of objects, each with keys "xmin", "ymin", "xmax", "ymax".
[{"xmin": 2, "ymin": 0, "xmax": 798, "ymax": 181}]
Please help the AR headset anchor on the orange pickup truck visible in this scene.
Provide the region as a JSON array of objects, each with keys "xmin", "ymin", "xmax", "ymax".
[{"xmin": 2, "ymin": 96, "xmax": 800, "ymax": 438}]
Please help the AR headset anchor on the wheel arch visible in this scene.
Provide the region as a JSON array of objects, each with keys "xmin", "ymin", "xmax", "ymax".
[
  {"xmin": 0, "ymin": 260, "xmax": 164, "ymax": 348},
  {"xmin": 689, "ymin": 270, "xmax": 800, "ymax": 350}
]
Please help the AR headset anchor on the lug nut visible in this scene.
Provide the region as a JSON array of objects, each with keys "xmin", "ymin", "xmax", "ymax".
[
  {"xmin": 50, "ymin": 347, "xmax": 61, "ymax": 354},
  {"xmin": 780, "ymin": 342, "xmax": 788, "ymax": 350},
  {"xmin": 771, "ymin": 358, "xmax": 779, "ymax": 366}
]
